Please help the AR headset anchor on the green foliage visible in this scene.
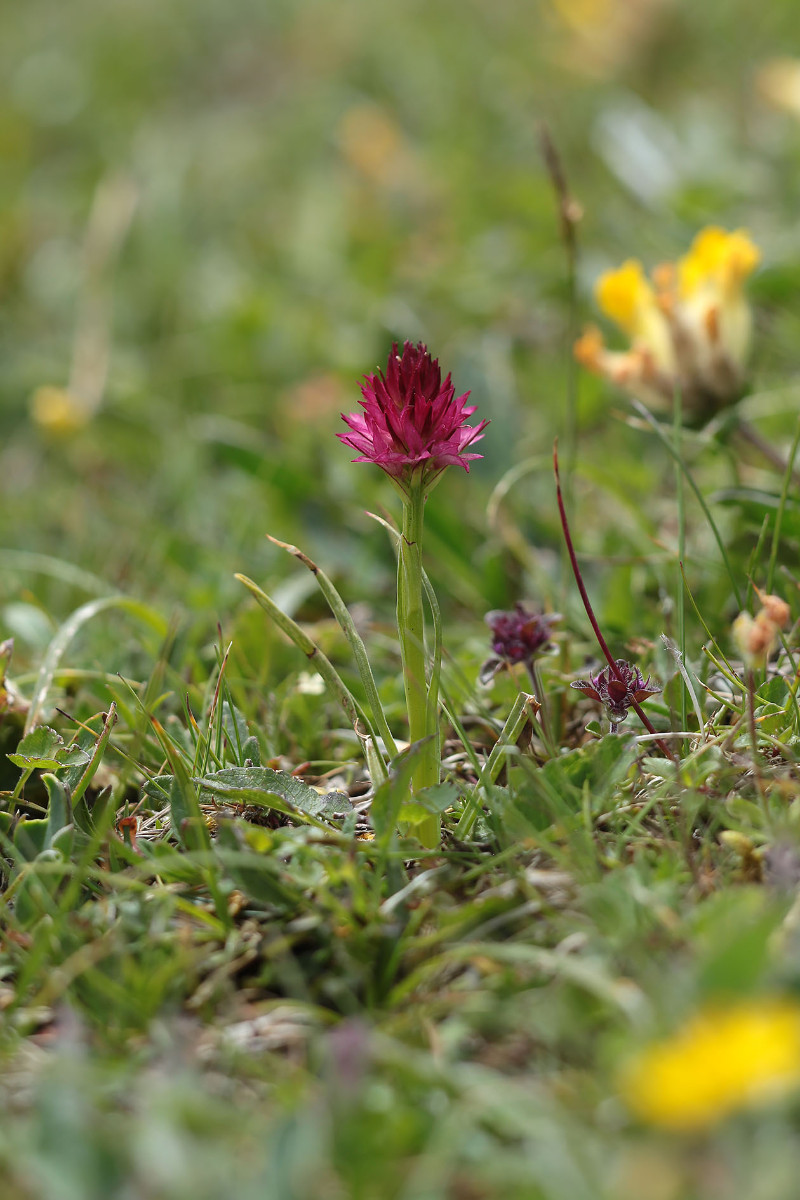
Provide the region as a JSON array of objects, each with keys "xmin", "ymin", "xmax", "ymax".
[
  {"xmin": 7, "ymin": 726, "xmax": 88, "ymax": 771},
  {"xmin": 4, "ymin": 0, "xmax": 800, "ymax": 1195}
]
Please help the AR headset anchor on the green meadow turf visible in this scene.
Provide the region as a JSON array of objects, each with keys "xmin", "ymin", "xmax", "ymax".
[{"xmin": 3, "ymin": 1, "xmax": 800, "ymax": 1195}]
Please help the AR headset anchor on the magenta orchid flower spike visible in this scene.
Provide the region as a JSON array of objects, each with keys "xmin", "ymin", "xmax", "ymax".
[
  {"xmin": 338, "ymin": 339, "xmax": 487, "ymax": 848},
  {"xmin": 338, "ymin": 340, "xmax": 488, "ymax": 492}
]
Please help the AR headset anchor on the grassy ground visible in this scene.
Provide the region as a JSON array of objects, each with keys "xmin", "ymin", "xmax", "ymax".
[{"xmin": 4, "ymin": 1, "xmax": 800, "ymax": 1196}]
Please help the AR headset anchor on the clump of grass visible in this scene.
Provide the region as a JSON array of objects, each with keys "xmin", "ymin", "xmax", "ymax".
[{"xmin": 4, "ymin": 4, "xmax": 800, "ymax": 1196}]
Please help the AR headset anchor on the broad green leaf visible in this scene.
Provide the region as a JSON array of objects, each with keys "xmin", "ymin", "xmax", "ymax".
[
  {"xmin": 7, "ymin": 726, "xmax": 89, "ymax": 770},
  {"xmin": 198, "ymin": 766, "xmax": 352, "ymax": 823},
  {"xmin": 8, "ymin": 726, "xmax": 62, "ymax": 768},
  {"xmin": 241, "ymin": 735, "xmax": 261, "ymax": 766},
  {"xmin": 756, "ymin": 676, "xmax": 791, "ymax": 707},
  {"xmin": 399, "ymin": 782, "xmax": 461, "ymax": 825}
]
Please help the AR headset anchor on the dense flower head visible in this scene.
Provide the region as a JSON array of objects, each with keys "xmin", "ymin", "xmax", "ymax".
[
  {"xmin": 480, "ymin": 604, "xmax": 560, "ymax": 684},
  {"xmin": 620, "ymin": 998, "xmax": 800, "ymax": 1130},
  {"xmin": 571, "ymin": 658, "xmax": 661, "ymax": 723},
  {"xmin": 339, "ymin": 341, "xmax": 488, "ymax": 489},
  {"xmin": 574, "ymin": 226, "xmax": 760, "ymax": 419}
]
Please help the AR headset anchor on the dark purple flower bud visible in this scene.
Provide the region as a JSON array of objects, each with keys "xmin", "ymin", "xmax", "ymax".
[
  {"xmin": 571, "ymin": 658, "xmax": 661, "ymax": 724},
  {"xmin": 480, "ymin": 603, "xmax": 560, "ymax": 684},
  {"xmin": 338, "ymin": 341, "xmax": 488, "ymax": 491}
]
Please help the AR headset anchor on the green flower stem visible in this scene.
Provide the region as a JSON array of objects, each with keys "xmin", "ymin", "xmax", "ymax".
[{"xmin": 398, "ymin": 477, "xmax": 439, "ymax": 847}]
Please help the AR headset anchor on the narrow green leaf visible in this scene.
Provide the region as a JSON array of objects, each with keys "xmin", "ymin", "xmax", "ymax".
[
  {"xmin": 267, "ymin": 537, "xmax": 397, "ymax": 760},
  {"xmin": 151, "ymin": 718, "xmax": 211, "ymax": 851},
  {"xmin": 24, "ymin": 595, "xmax": 166, "ymax": 735},
  {"xmin": 767, "ymin": 414, "xmax": 800, "ymax": 592},
  {"xmin": 68, "ymin": 704, "xmax": 118, "ymax": 808},
  {"xmin": 632, "ymin": 399, "xmax": 743, "ymax": 609},
  {"xmin": 236, "ymin": 573, "xmax": 370, "ymax": 744},
  {"xmin": 43, "ymin": 773, "xmax": 70, "ymax": 846},
  {"xmin": 371, "ymin": 742, "xmax": 426, "ymax": 847}
]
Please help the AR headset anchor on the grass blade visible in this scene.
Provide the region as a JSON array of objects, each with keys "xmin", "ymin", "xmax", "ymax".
[
  {"xmin": 235, "ymin": 572, "xmax": 383, "ymax": 765},
  {"xmin": 69, "ymin": 702, "xmax": 119, "ymax": 808},
  {"xmin": 456, "ymin": 692, "xmax": 537, "ymax": 838},
  {"xmin": 766, "ymin": 414, "xmax": 800, "ymax": 593},
  {"xmin": 24, "ymin": 596, "xmax": 166, "ymax": 735},
  {"xmin": 267, "ymin": 536, "xmax": 398, "ymax": 757},
  {"xmin": 631, "ymin": 399, "xmax": 743, "ymax": 609}
]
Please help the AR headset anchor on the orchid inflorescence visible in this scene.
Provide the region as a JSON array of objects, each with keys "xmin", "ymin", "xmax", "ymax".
[
  {"xmin": 571, "ymin": 659, "xmax": 661, "ymax": 732},
  {"xmin": 480, "ymin": 604, "xmax": 560, "ymax": 686},
  {"xmin": 241, "ymin": 339, "xmax": 490, "ymax": 850},
  {"xmin": 339, "ymin": 340, "xmax": 489, "ymax": 847},
  {"xmin": 338, "ymin": 340, "xmax": 488, "ymax": 493}
]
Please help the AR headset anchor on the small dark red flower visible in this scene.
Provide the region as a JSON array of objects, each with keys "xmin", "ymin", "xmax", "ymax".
[
  {"xmin": 480, "ymin": 603, "xmax": 560, "ymax": 684},
  {"xmin": 339, "ymin": 341, "xmax": 488, "ymax": 490},
  {"xmin": 571, "ymin": 658, "xmax": 661, "ymax": 725}
]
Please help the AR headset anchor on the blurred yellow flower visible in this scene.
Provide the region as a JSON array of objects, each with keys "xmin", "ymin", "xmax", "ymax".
[
  {"xmin": 549, "ymin": 0, "xmax": 672, "ymax": 79},
  {"xmin": 757, "ymin": 57, "xmax": 800, "ymax": 119},
  {"xmin": 595, "ymin": 258, "xmax": 675, "ymax": 369},
  {"xmin": 551, "ymin": 0, "xmax": 611, "ymax": 31},
  {"xmin": 30, "ymin": 386, "xmax": 90, "ymax": 436},
  {"xmin": 336, "ymin": 103, "xmax": 420, "ymax": 192},
  {"xmin": 575, "ymin": 226, "xmax": 760, "ymax": 418},
  {"xmin": 678, "ymin": 227, "xmax": 760, "ymax": 300},
  {"xmin": 620, "ymin": 998, "xmax": 800, "ymax": 1130}
]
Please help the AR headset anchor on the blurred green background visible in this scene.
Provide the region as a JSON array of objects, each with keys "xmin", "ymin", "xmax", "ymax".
[
  {"xmin": 6, "ymin": 5, "xmax": 800, "ymax": 1198},
  {"xmin": 2, "ymin": 0, "xmax": 800, "ymax": 674}
]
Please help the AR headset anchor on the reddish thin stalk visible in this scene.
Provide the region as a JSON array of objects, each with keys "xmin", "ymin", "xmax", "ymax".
[{"xmin": 554, "ymin": 440, "xmax": 676, "ymax": 761}]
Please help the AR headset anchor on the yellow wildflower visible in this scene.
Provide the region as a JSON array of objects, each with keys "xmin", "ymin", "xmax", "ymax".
[
  {"xmin": 336, "ymin": 103, "xmax": 419, "ymax": 192},
  {"xmin": 548, "ymin": 0, "xmax": 671, "ymax": 81},
  {"xmin": 596, "ymin": 260, "xmax": 673, "ymax": 365},
  {"xmin": 757, "ymin": 57, "xmax": 800, "ymax": 119},
  {"xmin": 576, "ymin": 226, "xmax": 760, "ymax": 419},
  {"xmin": 30, "ymin": 386, "xmax": 90, "ymax": 437},
  {"xmin": 620, "ymin": 998, "xmax": 800, "ymax": 1130},
  {"xmin": 678, "ymin": 227, "xmax": 760, "ymax": 300},
  {"xmin": 551, "ymin": 0, "xmax": 611, "ymax": 32}
]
